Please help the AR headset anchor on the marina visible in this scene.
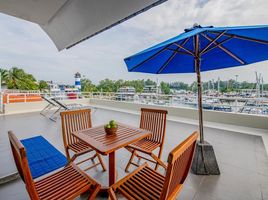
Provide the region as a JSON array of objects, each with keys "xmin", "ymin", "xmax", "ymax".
[{"xmin": 1, "ymin": 89, "xmax": 268, "ymax": 116}]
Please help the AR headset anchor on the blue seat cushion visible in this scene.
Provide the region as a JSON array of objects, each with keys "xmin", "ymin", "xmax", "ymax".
[{"xmin": 21, "ymin": 136, "xmax": 67, "ymax": 179}]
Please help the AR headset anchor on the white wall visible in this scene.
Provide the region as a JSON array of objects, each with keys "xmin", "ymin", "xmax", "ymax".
[
  {"xmin": 3, "ymin": 98, "xmax": 268, "ymax": 130},
  {"xmin": 89, "ymin": 99, "xmax": 268, "ymax": 130},
  {"xmin": 3, "ymin": 99, "xmax": 90, "ymax": 115}
]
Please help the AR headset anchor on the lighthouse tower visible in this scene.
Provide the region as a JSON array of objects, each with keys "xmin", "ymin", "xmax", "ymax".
[{"xmin": 75, "ymin": 72, "xmax": 81, "ymax": 91}]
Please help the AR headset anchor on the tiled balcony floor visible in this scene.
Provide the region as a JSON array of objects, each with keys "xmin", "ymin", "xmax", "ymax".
[{"xmin": 0, "ymin": 108, "xmax": 267, "ymax": 200}]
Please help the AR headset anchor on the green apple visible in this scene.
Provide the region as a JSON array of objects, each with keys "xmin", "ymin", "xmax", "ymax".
[
  {"xmin": 105, "ymin": 124, "xmax": 111, "ymax": 128},
  {"xmin": 110, "ymin": 124, "xmax": 116, "ymax": 128},
  {"xmin": 109, "ymin": 120, "xmax": 116, "ymax": 126}
]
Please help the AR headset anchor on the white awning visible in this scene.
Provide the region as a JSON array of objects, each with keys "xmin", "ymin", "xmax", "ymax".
[{"xmin": 0, "ymin": 0, "xmax": 166, "ymax": 51}]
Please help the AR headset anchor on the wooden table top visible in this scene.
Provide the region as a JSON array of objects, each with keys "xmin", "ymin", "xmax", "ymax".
[{"xmin": 72, "ymin": 123, "xmax": 151, "ymax": 155}]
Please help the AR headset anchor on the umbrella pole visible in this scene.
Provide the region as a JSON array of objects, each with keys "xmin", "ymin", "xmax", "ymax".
[
  {"xmin": 195, "ymin": 57, "xmax": 204, "ymax": 143},
  {"xmin": 193, "ymin": 33, "xmax": 204, "ymax": 143},
  {"xmin": 191, "ymin": 34, "xmax": 220, "ymax": 175}
]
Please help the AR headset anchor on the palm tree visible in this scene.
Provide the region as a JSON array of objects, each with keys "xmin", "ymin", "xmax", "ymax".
[
  {"xmin": 6, "ymin": 67, "xmax": 38, "ymax": 90},
  {"xmin": 0, "ymin": 68, "xmax": 8, "ymax": 85}
]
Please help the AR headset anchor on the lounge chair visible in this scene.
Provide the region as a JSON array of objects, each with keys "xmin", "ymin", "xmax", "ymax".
[
  {"xmin": 40, "ymin": 95, "xmax": 59, "ymax": 117},
  {"xmin": 109, "ymin": 132, "xmax": 198, "ymax": 200},
  {"xmin": 49, "ymin": 98, "xmax": 83, "ymax": 121},
  {"xmin": 8, "ymin": 131, "xmax": 101, "ymax": 200},
  {"xmin": 125, "ymin": 108, "xmax": 168, "ymax": 172}
]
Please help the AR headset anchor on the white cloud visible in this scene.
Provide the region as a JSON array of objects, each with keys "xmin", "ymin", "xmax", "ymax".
[{"xmin": 0, "ymin": 0, "xmax": 268, "ymax": 84}]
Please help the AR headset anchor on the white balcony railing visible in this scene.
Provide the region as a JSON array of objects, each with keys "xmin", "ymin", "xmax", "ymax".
[{"xmin": 1, "ymin": 91, "xmax": 268, "ymax": 116}]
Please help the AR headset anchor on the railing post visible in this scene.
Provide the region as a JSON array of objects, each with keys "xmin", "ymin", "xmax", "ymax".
[{"xmin": 24, "ymin": 94, "xmax": 27, "ymax": 103}]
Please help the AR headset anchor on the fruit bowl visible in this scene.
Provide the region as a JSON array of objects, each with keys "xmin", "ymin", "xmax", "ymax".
[
  {"xmin": 104, "ymin": 120, "xmax": 118, "ymax": 135},
  {"xmin": 104, "ymin": 126, "xmax": 118, "ymax": 135}
]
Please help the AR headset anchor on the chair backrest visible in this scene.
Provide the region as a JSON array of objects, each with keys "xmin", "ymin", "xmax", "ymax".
[
  {"xmin": 140, "ymin": 108, "xmax": 168, "ymax": 145},
  {"xmin": 160, "ymin": 132, "xmax": 198, "ymax": 200},
  {"xmin": 60, "ymin": 109, "xmax": 92, "ymax": 147},
  {"xmin": 8, "ymin": 131, "xmax": 39, "ymax": 200},
  {"xmin": 41, "ymin": 96, "xmax": 57, "ymax": 106}
]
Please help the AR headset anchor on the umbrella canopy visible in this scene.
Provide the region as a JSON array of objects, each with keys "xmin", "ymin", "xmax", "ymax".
[
  {"xmin": 0, "ymin": 0, "xmax": 166, "ymax": 51},
  {"xmin": 125, "ymin": 25, "xmax": 268, "ymax": 73},
  {"xmin": 124, "ymin": 24, "xmax": 268, "ymax": 143}
]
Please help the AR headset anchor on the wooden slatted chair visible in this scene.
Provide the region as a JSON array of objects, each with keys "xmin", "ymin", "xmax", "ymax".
[
  {"xmin": 8, "ymin": 131, "xmax": 101, "ymax": 200},
  {"xmin": 60, "ymin": 109, "xmax": 106, "ymax": 171},
  {"xmin": 109, "ymin": 132, "xmax": 198, "ymax": 200},
  {"xmin": 125, "ymin": 108, "xmax": 168, "ymax": 172}
]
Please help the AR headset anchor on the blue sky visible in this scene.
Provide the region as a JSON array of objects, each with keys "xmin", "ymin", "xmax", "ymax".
[{"xmin": 0, "ymin": 0, "xmax": 268, "ymax": 85}]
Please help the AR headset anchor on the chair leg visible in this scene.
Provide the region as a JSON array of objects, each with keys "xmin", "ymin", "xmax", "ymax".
[
  {"xmin": 108, "ymin": 188, "xmax": 117, "ymax": 200},
  {"xmin": 154, "ymin": 147, "xmax": 164, "ymax": 171},
  {"xmin": 151, "ymin": 153, "xmax": 167, "ymax": 170},
  {"xmin": 66, "ymin": 155, "xmax": 77, "ymax": 166},
  {"xmin": 40, "ymin": 104, "xmax": 50, "ymax": 116},
  {"xmin": 49, "ymin": 107, "xmax": 61, "ymax": 121},
  {"xmin": 91, "ymin": 153, "xmax": 97, "ymax": 162},
  {"xmin": 96, "ymin": 153, "xmax": 106, "ymax": 171},
  {"xmin": 65, "ymin": 148, "xmax": 71, "ymax": 161},
  {"xmin": 88, "ymin": 184, "xmax": 101, "ymax": 200},
  {"xmin": 155, "ymin": 162, "xmax": 159, "ymax": 171},
  {"xmin": 125, "ymin": 150, "xmax": 136, "ymax": 172}
]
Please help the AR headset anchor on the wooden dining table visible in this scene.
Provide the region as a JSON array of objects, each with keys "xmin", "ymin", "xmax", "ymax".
[{"xmin": 72, "ymin": 123, "xmax": 151, "ymax": 188}]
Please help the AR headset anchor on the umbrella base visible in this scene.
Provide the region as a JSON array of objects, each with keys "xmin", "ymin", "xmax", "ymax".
[{"xmin": 191, "ymin": 141, "xmax": 220, "ymax": 175}]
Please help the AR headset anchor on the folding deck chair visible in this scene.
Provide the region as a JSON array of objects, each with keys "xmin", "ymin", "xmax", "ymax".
[
  {"xmin": 8, "ymin": 131, "xmax": 101, "ymax": 200},
  {"xmin": 109, "ymin": 132, "xmax": 198, "ymax": 200},
  {"xmin": 40, "ymin": 96, "xmax": 59, "ymax": 117},
  {"xmin": 49, "ymin": 98, "xmax": 83, "ymax": 121},
  {"xmin": 60, "ymin": 109, "xmax": 106, "ymax": 171},
  {"xmin": 125, "ymin": 108, "xmax": 168, "ymax": 172}
]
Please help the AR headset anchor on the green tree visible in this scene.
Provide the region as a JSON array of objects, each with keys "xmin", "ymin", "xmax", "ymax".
[
  {"xmin": 97, "ymin": 79, "xmax": 116, "ymax": 92},
  {"xmin": 132, "ymin": 80, "xmax": 145, "ymax": 93},
  {"xmin": 227, "ymin": 79, "xmax": 235, "ymax": 91},
  {"xmin": 0, "ymin": 68, "xmax": 8, "ymax": 85},
  {"xmin": 190, "ymin": 82, "xmax": 198, "ymax": 92},
  {"xmin": 81, "ymin": 78, "xmax": 97, "ymax": 92},
  {"xmin": 114, "ymin": 79, "xmax": 124, "ymax": 91},
  {"xmin": 170, "ymin": 81, "xmax": 190, "ymax": 90},
  {"xmin": 160, "ymin": 81, "xmax": 171, "ymax": 94},
  {"xmin": 144, "ymin": 79, "xmax": 156, "ymax": 86},
  {"xmin": 38, "ymin": 80, "xmax": 49, "ymax": 91},
  {"xmin": 6, "ymin": 67, "xmax": 39, "ymax": 90},
  {"xmin": 263, "ymin": 84, "xmax": 268, "ymax": 90},
  {"xmin": 240, "ymin": 81, "xmax": 255, "ymax": 90},
  {"xmin": 123, "ymin": 79, "xmax": 145, "ymax": 93}
]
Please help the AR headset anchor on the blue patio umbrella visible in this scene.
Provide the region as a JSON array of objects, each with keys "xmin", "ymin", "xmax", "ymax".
[{"xmin": 124, "ymin": 24, "xmax": 268, "ymax": 174}]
